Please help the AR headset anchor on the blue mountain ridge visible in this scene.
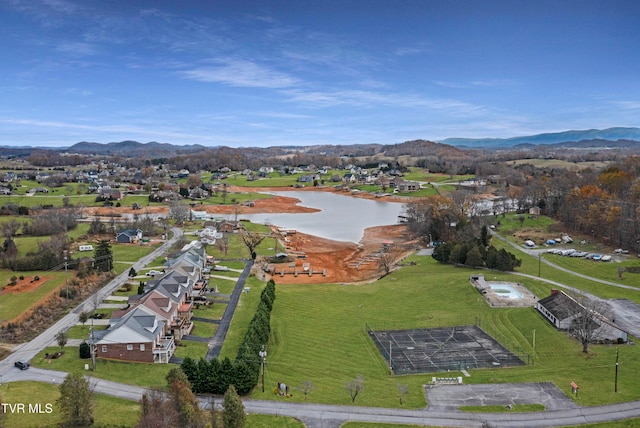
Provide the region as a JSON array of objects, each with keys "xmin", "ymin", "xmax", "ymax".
[{"xmin": 439, "ymin": 127, "xmax": 640, "ymax": 148}]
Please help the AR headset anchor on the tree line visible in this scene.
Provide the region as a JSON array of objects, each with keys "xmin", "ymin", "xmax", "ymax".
[{"xmin": 181, "ymin": 279, "xmax": 276, "ymax": 395}]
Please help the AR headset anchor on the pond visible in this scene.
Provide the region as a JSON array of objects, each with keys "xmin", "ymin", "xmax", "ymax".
[{"xmin": 240, "ymin": 190, "xmax": 404, "ymax": 243}]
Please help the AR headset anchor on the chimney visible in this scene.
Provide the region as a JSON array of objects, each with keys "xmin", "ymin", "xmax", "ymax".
[{"xmin": 551, "ymin": 289, "xmax": 559, "ymax": 295}]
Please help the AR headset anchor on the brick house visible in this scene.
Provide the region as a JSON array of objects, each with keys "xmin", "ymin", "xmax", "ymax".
[{"xmin": 92, "ymin": 307, "xmax": 175, "ymax": 363}]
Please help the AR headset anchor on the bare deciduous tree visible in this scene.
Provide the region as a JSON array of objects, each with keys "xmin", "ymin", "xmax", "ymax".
[
  {"xmin": 240, "ymin": 230, "xmax": 264, "ymax": 258},
  {"xmin": 346, "ymin": 375, "xmax": 364, "ymax": 403},
  {"xmin": 296, "ymin": 380, "xmax": 314, "ymax": 400},
  {"xmin": 378, "ymin": 247, "xmax": 399, "ymax": 276},
  {"xmin": 397, "ymin": 384, "xmax": 409, "ymax": 405},
  {"xmin": 570, "ymin": 296, "xmax": 612, "ymax": 354},
  {"xmin": 169, "ymin": 201, "xmax": 190, "ymax": 225},
  {"xmin": 2, "ymin": 219, "xmax": 20, "ymax": 238},
  {"xmin": 217, "ymin": 234, "xmax": 230, "ymax": 255},
  {"xmin": 56, "ymin": 331, "xmax": 68, "ymax": 349}
]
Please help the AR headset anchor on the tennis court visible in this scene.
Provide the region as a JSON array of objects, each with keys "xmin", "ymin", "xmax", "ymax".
[{"xmin": 368, "ymin": 325, "xmax": 526, "ymax": 374}]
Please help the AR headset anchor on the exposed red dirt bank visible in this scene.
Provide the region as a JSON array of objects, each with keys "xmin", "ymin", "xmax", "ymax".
[
  {"xmin": 87, "ymin": 188, "xmax": 419, "ymax": 284},
  {"xmin": 1, "ymin": 276, "xmax": 50, "ymax": 295},
  {"xmin": 257, "ymin": 224, "xmax": 419, "ymax": 284}
]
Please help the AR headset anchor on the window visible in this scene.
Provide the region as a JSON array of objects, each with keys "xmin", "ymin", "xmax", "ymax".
[
  {"xmin": 127, "ymin": 344, "xmax": 133, "ymax": 351},
  {"xmin": 140, "ymin": 344, "xmax": 145, "ymax": 351},
  {"xmin": 102, "ymin": 345, "xmax": 107, "ymax": 353}
]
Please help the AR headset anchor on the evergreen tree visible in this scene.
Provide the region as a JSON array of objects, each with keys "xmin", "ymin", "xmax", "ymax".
[
  {"xmin": 180, "ymin": 358, "xmax": 201, "ymax": 392},
  {"xmin": 448, "ymin": 243, "xmax": 468, "ymax": 265},
  {"xmin": 485, "ymin": 246, "xmax": 499, "ymax": 270},
  {"xmin": 465, "ymin": 245, "xmax": 484, "ymax": 267},
  {"xmin": 480, "ymin": 225, "xmax": 490, "ymax": 247},
  {"xmin": 496, "ymin": 249, "xmax": 514, "ymax": 271},
  {"xmin": 218, "ymin": 357, "xmax": 235, "ymax": 394},
  {"xmin": 231, "ymin": 360, "xmax": 257, "ymax": 396},
  {"xmin": 431, "ymin": 242, "xmax": 451, "ymax": 263},
  {"xmin": 93, "ymin": 240, "xmax": 113, "ymax": 272},
  {"xmin": 222, "ymin": 385, "xmax": 245, "ymax": 428},
  {"xmin": 79, "ymin": 341, "xmax": 91, "ymax": 359}
]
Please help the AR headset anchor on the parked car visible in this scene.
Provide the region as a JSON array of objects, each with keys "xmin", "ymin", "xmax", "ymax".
[
  {"xmin": 146, "ymin": 270, "xmax": 163, "ymax": 276},
  {"xmin": 14, "ymin": 360, "xmax": 30, "ymax": 370}
]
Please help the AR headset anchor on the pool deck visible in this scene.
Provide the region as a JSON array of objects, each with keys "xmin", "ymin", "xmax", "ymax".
[{"xmin": 470, "ymin": 274, "xmax": 538, "ymax": 308}]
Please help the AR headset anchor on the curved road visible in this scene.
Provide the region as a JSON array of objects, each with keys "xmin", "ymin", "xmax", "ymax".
[
  {"xmin": 492, "ymin": 231, "xmax": 640, "ymax": 338},
  {"xmin": 4, "ymin": 367, "xmax": 640, "ymax": 427},
  {"xmin": 3, "ymin": 227, "xmax": 640, "ymax": 427}
]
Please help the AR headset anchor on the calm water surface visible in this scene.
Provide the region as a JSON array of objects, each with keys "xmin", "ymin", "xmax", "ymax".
[{"xmin": 240, "ymin": 191, "xmax": 403, "ymax": 243}]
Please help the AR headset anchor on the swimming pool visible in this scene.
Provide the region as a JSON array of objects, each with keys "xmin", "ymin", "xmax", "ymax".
[{"xmin": 487, "ymin": 282, "xmax": 523, "ymax": 299}]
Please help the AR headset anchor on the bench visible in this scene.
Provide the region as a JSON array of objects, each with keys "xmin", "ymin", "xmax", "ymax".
[{"xmin": 570, "ymin": 381, "xmax": 579, "ymax": 396}]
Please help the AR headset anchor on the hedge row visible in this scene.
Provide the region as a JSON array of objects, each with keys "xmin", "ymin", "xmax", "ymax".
[{"xmin": 181, "ymin": 279, "xmax": 276, "ymax": 395}]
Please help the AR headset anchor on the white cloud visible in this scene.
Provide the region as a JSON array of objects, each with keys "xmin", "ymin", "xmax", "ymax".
[
  {"xmin": 181, "ymin": 58, "xmax": 299, "ymax": 89},
  {"xmin": 55, "ymin": 41, "xmax": 98, "ymax": 56},
  {"xmin": 612, "ymin": 100, "xmax": 640, "ymax": 110}
]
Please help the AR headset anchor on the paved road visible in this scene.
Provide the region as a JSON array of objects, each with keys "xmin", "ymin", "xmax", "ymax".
[
  {"xmin": 4, "ymin": 367, "xmax": 640, "ymax": 428},
  {"xmin": 491, "ymin": 231, "xmax": 640, "ymax": 338},
  {"xmin": 4, "ymin": 230, "xmax": 640, "ymax": 427},
  {"xmin": 0, "ymin": 227, "xmax": 183, "ymax": 373}
]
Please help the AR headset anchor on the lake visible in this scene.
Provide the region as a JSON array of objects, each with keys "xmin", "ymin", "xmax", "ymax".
[{"xmin": 239, "ymin": 191, "xmax": 404, "ymax": 243}]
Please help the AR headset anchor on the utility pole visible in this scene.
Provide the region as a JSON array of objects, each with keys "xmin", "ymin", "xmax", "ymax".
[
  {"xmin": 90, "ymin": 318, "xmax": 96, "ymax": 370},
  {"xmin": 259, "ymin": 345, "xmax": 267, "ymax": 393},
  {"xmin": 615, "ymin": 348, "xmax": 619, "ymax": 393},
  {"xmin": 538, "ymin": 252, "xmax": 541, "ymax": 277},
  {"xmin": 532, "ymin": 329, "xmax": 536, "ymax": 366},
  {"xmin": 64, "ymin": 252, "xmax": 69, "ymax": 299}
]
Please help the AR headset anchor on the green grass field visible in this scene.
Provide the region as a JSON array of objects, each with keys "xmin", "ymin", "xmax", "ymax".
[
  {"xmin": 0, "ymin": 381, "xmax": 140, "ymax": 428},
  {"xmin": 250, "ymin": 255, "xmax": 640, "ymax": 409},
  {"xmin": 31, "ymin": 345, "xmax": 173, "ymax": 389},
  {"xmin": 0, "ymin": 272, "xmax": 67, "ymax": 323}
]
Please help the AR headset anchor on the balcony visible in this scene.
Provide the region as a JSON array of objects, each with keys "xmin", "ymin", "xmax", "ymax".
[{"xmin": 153, "ymin": 335, "xmax": 175, "ymax": 363}]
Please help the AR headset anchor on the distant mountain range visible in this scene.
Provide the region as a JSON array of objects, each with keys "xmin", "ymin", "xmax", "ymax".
[
  {"xmin": 439, "ymin": 127, "xmax": 640, "ymax": 148},
  {"xmin": 67, "ymin": 140, "xmax": 207, "ymax": 156},
  {"xmin": 0, "ymin": 127, "xmax": 638, "ymax": 158}
]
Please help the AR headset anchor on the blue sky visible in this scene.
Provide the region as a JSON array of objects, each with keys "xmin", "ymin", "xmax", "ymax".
[{"xmin": 1, "ymin": 0, "xmax": 639, "ymax": 148}]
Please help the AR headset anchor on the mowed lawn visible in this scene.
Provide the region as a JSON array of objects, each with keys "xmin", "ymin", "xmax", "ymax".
[
  {"xmin": 0, "ymin": 381, "xmax": 140, "ymax": 428},
  {"xmin": 257, "ymin": 255, "xmax": 640, "ymax": 408}
]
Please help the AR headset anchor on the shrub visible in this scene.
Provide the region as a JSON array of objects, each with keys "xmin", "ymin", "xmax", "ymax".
[{"xmin": 79, "ymin": 342, "xmax": 91, "ymax": 359}]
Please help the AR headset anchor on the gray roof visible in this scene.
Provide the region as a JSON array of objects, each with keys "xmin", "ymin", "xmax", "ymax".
[{"xmin": 538, "ymin": 291, "xmax": 581, "ymax": 320}]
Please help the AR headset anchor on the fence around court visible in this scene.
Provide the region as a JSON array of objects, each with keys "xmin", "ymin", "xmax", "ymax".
[
  {"xmin": 475, "ymin": 317, "xmax": 531, "ymax": 366},
  {"xmin": 366, "ymin": 322, "xmax": 530, "ymax": 375}
]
